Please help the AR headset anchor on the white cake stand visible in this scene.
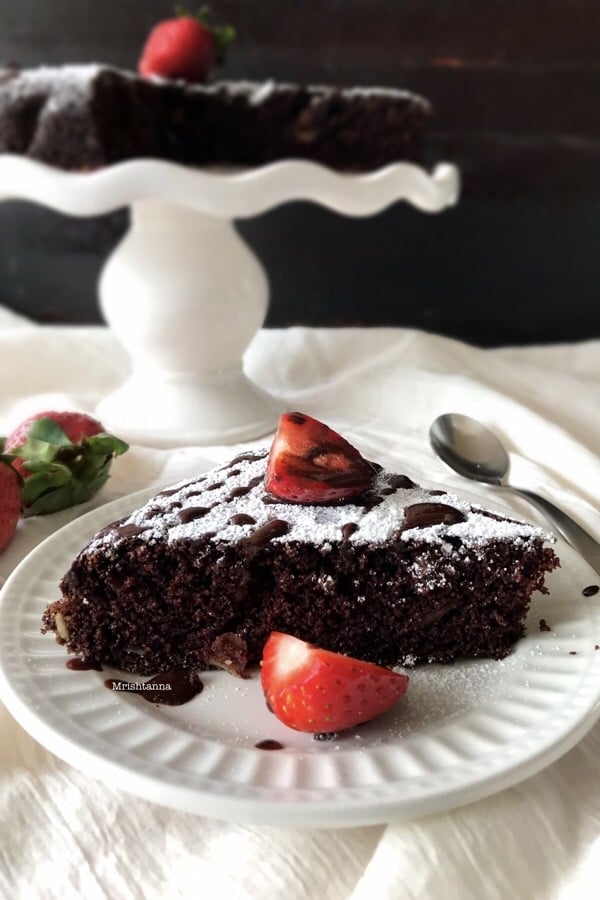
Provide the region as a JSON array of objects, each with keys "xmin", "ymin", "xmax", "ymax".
[{"xmin": 0, "ymin": 156, "xmax": 459, "ymax": 446}]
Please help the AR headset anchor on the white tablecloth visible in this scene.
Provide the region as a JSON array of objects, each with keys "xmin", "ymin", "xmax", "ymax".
[{"xmin": 1, "ymin": 305, "xmax": 599, "ymax": 900}]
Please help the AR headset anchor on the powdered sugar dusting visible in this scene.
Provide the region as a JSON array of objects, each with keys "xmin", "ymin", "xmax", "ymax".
[
  {"xmin": 0, "ymin": 64, "xmax": 102, "ymax": 111},
  {"xmin": 186, "ymin": 78, "xmax": 429, "ymax": 108},
  {"xmin": 87, "ymin": 450, "xmax": 553, "ymax": 553}
]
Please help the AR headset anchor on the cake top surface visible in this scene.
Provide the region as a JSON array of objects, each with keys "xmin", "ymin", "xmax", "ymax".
[
  {"xmin": 87, "ymin": 450, "xmax": 552, "ymax": 553},
  {"xmin": 0, "ymin": 63, "xmax": 431, "ymax": 110}
]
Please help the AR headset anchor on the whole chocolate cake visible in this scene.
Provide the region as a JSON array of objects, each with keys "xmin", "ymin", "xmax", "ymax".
[
  {"xmin": 43, "ymin": 419, "xmax": 559, "ymax": 675},
  {"xmin": 0, "ymin": 64, "xmax": 431, "ymax": 171}
]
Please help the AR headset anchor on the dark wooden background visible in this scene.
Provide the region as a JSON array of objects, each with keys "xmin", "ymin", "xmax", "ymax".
[{"xmin": 0, "ymin": 0, "xmax": 598, "ymax": 345}]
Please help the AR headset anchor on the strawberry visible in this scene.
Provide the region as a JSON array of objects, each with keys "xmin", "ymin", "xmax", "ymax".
[
  {"xmin": 138, "ymin": 9, "xmax": 235, "ymax": 83},
  {"xmin": 2, "ymin": 411, "xmax": 128, "ymax": 516},
  {"xmin": 261, "ymin": 632, "xmax": 409, "ymax": 734},
  {"xmin": 264, "ymin": 412, "xmax": 375, "ymax": 504},
  {"xmin": 5, "ymin": 410, "xmax": 104, "ymax": 477},
  {"xmin": 0, "ymin": 460, "xmax": 21, "ymax": 553}
]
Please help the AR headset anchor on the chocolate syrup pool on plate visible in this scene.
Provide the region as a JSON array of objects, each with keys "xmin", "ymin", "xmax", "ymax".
[{"xmin": 104, "ymin": 672, "xmax": 204, "ymax": 705}]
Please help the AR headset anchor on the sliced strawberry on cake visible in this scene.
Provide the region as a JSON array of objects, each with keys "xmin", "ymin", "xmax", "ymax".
[{"xmin": 264, "ymin": 411, "xmax": 375, "ymax": 503}]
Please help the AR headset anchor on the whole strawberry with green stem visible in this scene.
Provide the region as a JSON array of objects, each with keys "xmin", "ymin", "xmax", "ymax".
[
  {"xmin": 2, "ymin": 411, "xmax": 128, "ymax": 516},
  {"xmin": 138, "ymin": 6, "xmax": 235, "ymax": 82}
]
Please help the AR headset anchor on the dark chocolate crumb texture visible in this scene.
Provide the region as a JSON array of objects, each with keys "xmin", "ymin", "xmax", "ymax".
[
  {"xmin": 43, "ymin": 449, "xmax": 559, "ymax": 674},
  {"xmin": 0, "ymin": 64, "xmax": 431, "ymax": 171}
]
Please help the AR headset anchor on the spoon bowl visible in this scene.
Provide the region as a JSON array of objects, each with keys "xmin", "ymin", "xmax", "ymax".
[
  {"xmin": 428, "ymin": 412, "xmax": 600, "ymax": 575},
  {"xmin": 429, "ymin": 413, "xmax": 509, "ymax": 485}
]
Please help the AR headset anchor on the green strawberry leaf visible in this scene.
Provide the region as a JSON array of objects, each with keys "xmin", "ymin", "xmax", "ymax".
[
  {"xmin": 11, "ymin": 419, "xmax": 78, "ymax": 468},
  {"xmin": 211, "ymin": 23, "xmax": 236, "ymax": 64},
  {"xmin": 20, "ymin": 430, "xmax": 129, "ymax": 516},
  {"xmin": 18, "ymin": 438, "xmax": 64, "ymax": 466},
  {"xmin": 25, "ymin": 468, "xmax": 111, "ymax": 516},
  {"xmin": 26, "ymin": 417, "xmax": 72, "ymax": 446},
  {"xmin": 21, "ymin": 463, "xmax": 75, "ymax": 504},
  {"xmin": 85, "ymin": 433, "xmax": 129, "ymax": 456},
  {"xmin": 18, "ymin": 458, "xmax": 71, "ymax": 476},
  {"xmin": 179, "ymin": 5, "xmax": 235, "ymax": 65}
]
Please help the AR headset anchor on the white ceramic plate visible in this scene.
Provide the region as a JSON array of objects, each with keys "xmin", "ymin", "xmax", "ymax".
[{"xmin": 0, "ymin": 487, "xmax": 599, "ymax": 828}]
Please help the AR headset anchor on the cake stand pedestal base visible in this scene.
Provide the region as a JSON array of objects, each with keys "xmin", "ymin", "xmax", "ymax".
[
  {"xmin": 96, "ymin": 198, "xmax": 280, "ymax": 446},
  {"xmin": 95, "ymin": 368, "xmax": 279, "ymax": 448}
]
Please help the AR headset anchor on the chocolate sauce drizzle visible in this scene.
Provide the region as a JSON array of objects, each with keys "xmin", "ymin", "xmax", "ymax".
[
  {"xmin": 360, "ymin": 473, "xmax": 417, "ymax": 511},
  {"xmin": 401, "ymin": 503, "xmax": 467, "ymax": 531},
  {"xmin": 177, "ymin": 506, "xmax": 212, "ymax": 524},
  {"xmin": 255, "ymin": 739, "xmax": 284, "ymax": 751},
  {"xmin": 361, "ymin": 492, "xmax": 385, "ymax": 512},
  {"xmin": 140, "ymin": 505, "xmax": 162, "ymax": 519},
  {"xmin": 229, "ymin": 513, "xmax": 256, "ymax": 526},
  {"xmin": 341, "ymin": 522, "xmax": 359, "ymax": 540},
  {"xmin": 227, "ymin": 475, "xmax": 263, "ymax": 501},
  {"xmin": 388, "ymin": 474, "xmax": 417, "ymax": 489},
  {"xmin": 261, "ymin": 495, "xmax": 282, "ymax": 505},
  {"xmin": 229, "ymin": 450, "xmax": 268, "ymax": 466},
  {"xmin": 104, "ymin": 671, "xmax": 203, "ymax": 705},
  {"xmin": 97, "ymin": 523, "xmax": 151, "ymax": 540},
  {"xmin": 242, "ymin": 519, "xmax": 290, "ymax": 546},
  {"xmin": 155, "ymin": 480, "xmax": 196, "ymax": 498},
  {"xmin": 582, "ymin": 584, "xmax": 599, "ymax": 597},
  {"xmin": 66, "ymin": 657, "xmax": 102, "ymax": 671}
]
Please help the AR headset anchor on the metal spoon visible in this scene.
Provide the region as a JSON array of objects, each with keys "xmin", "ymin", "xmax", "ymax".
[{"xmin": 429, "ymin": 412, "xmax": 600, "ymax": 575}]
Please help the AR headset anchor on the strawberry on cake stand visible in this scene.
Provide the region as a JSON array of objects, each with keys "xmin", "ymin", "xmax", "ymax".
[{"xmin": 0, "ymin": 154, "xmax": 458, "ymax": 445}]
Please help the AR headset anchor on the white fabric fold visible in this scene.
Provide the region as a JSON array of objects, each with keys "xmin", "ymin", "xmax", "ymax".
[{"xmin": 0, "ymin": 310, "xmax": 599, "ymax": 899}]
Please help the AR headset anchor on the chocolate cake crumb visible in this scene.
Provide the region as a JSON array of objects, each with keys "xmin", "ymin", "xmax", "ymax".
[
  {"xmin": 208, "ymin": 633, "xmax": 250, "ymax": 677},
  {"xmin": 539, "ymin": 619, "xmax": 552, "ymax": 632}
]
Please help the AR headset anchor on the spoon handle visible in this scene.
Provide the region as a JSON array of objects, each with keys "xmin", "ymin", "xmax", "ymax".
[{"xmin": 509, "ymin": 486, "xmax": 600, "ymax": 576}]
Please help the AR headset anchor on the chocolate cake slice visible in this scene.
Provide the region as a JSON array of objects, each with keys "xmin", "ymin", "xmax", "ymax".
[
  {"xmin": 0, "ymin": 64, "xmax": 431, "ymax": 171},
  {"xmin": 42, "ymin": 449, "xmax": 559, "ymax": 674}
]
